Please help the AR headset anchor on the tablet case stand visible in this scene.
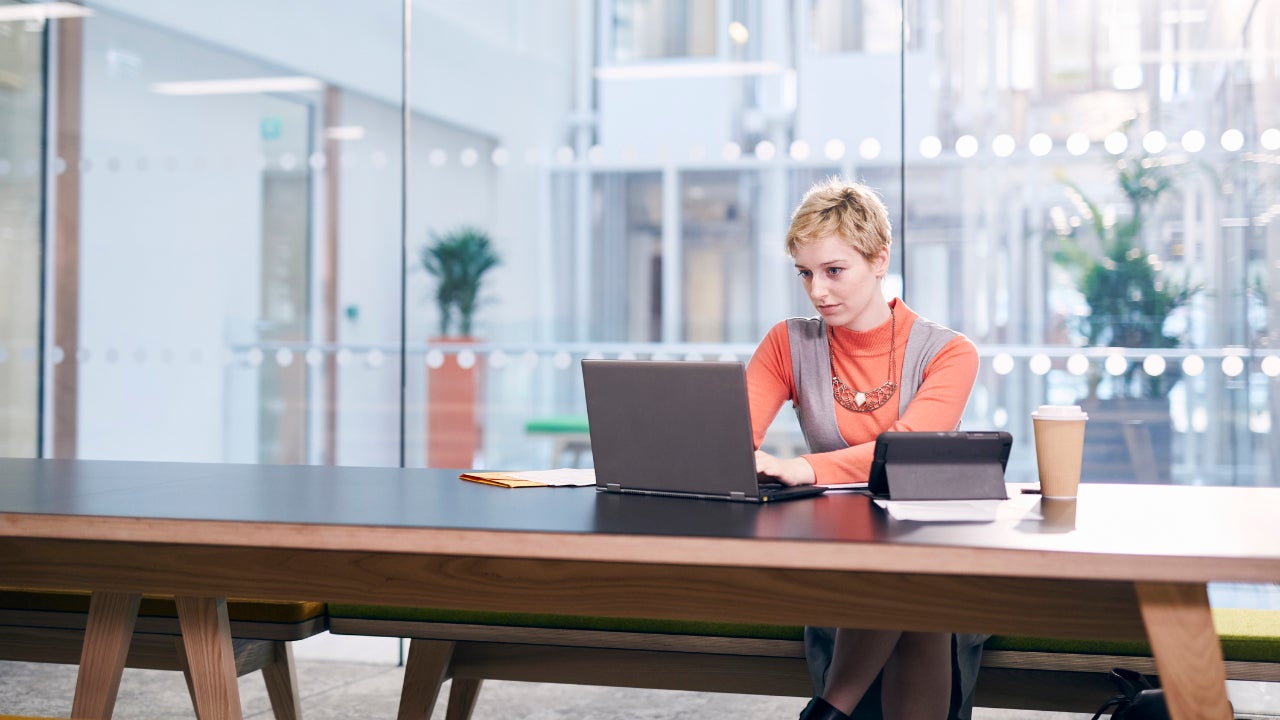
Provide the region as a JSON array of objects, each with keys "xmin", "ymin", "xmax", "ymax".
[
  {"xmin": 882, "ymin": 461, "xmax": 1008, "ymax": 501},
  {"xmin": 868, "ymin": 431, "xmax": 1013, "ymax": 501}
]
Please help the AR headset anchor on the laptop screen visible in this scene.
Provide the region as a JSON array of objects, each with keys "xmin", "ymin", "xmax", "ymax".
[{"xmin": 582, "ymin": 359, "xmax": 762, "ymax": 499}]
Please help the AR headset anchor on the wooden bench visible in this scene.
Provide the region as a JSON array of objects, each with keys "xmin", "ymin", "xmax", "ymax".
[
  {"xmin": 327, "ymin": 604, "xmax": 1280, "ymax": 719},
  {"xmin": 0, "ymin": 589, "xmax": 326, "ymax": 720}
]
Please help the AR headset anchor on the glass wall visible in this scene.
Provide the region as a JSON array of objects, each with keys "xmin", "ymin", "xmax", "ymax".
[
  {"xmin": 900, "ymin": 0, "xmax": 1279, "ymax": 485},
  {"xmin": 0, "ymin": 0, "xmax": 45, "ymax": 458},
  {"xmin": 2, "ymin": 0, "xmax": 1276, "ymax": 487},
  {"xmin": 0, "ymin": 0, "xmax": 405, "ymax": 465}
]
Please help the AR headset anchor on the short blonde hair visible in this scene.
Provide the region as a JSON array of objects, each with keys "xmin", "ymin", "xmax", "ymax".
[{"xmin": 784, "ymin": 178, "xmax": 892, "ymax": 259}]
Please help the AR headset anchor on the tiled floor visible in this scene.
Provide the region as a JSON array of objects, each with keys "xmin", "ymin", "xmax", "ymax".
[
  {"xmin": 4, "ymin": 584, "xmax": 1279, "ymax": 719},
  {"xmin": 1, "ymin": 647, "xmax": 1277, "ymax": 720},
  {"xmin": 0, "ymin": 655, "xmax": 1081, "ymax": 720}
]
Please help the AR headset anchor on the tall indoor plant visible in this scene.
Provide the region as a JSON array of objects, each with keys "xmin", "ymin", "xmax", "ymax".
[
  {"xmin": 1054, "ymin": 149, "xmax": 1196, "ymax": 481},
  {"xmin": 421, "ymin": 226, "xmax": 501, "ymax": 468}
]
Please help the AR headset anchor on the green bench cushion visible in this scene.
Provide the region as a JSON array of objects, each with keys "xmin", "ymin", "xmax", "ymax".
[
  {"xmin": 986, "ymin": 608, "xmax": 1280, "ymax": 663},
  {"xmin": 983, "ymin": 635, "xmax": 1151, "ymax": 657},
  {"xmin": 0, "ymin": 588, "xmax": 325, "ymax": 624},
  {"xmin": 524, "ymin": 416, "xmax": 590, "ymax": 434},
  {"xmin": 331, "ymin": 605, "xmax": 1280, "ymax": 663},
  {"xmin": 327, "ymin": 604, "xmax": 803, "ymax": 641}
]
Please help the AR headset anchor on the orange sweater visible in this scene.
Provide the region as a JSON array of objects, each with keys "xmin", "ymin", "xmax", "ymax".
[{"xmin": 745, "ymin": 300, "xmax": 979, "ymax": 485}]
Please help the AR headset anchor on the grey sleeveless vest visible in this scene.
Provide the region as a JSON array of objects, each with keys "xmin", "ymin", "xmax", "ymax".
[{"xmin": 785, "ymin": 313, "xmax": 960, "ymax": 453}]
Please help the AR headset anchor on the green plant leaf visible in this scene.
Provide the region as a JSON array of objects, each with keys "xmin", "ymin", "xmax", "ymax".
[
  {"xmin": 421, "ymin": 226, "xmax": 501, "ymax": 337},
  {"xmin": 1051, "ymin": 146, "xmax": 1199, "ymax": 398}
]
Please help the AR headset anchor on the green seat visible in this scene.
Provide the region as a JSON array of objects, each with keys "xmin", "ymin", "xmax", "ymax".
[
  {"xmin": 524, "ymin": 415, "xmax": 590, "ymax": 434},
  {"xmin": 330, "ymin": 605, "xmax": 1280, "ymax": 663},
  {"xmin": 327, "ymin": 604, "xmax": 802, "ymax": 641},
  {"xmin": 327, "ymin": 604, "xmax": 1280, "ymax": 718},
  {"xmin": 523, "ymin": 415, "xmax": 592, "ymax": 467},
  {"xmin": 985, "ymin": 608, "xmax": 1280, "ymax": 664}
]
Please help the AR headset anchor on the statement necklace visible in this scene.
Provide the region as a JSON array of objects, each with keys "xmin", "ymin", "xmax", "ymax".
[{"xmin": 829, "ymin": 306, "xmax": 897, "ymax": 413}]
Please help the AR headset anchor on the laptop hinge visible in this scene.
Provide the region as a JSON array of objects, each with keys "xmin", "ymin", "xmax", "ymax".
[
  {"xmin": 730, "ymin": 491, "xmax": 746, "ymax": 500},
  {"xmin": 606, "ymin": 483, "xmax": 622, "ymax": 492}
]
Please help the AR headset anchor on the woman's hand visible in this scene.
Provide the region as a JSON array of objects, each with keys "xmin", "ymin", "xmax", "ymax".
[{"xmin": 754, "ymin": 450, "xmax": 817, "ymax": 486}]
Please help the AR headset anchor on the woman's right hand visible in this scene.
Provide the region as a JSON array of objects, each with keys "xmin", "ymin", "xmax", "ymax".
[{"xmin": 754, "ymin": 450, "xmax": 816, "ymax": 486}]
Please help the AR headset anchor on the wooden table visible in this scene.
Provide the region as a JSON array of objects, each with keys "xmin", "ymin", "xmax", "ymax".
[{"xmin": 2, "ymin": 459, "xmax": 1277, "ymax": 720}]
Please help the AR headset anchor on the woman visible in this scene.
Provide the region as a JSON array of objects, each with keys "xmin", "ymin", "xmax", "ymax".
[{"xmin": 746, "ymin": 179, "xmax": 980, "ymax": 720}]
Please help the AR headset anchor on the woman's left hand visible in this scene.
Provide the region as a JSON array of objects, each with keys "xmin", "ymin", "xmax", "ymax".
[{"xmin": 754, "ymin": 450, "xmax": 816, "ymax": 486}]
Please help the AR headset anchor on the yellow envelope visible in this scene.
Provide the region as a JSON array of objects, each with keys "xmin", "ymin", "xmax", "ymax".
[{"xmin": 458, "ymin": 468, "xmax": 596, "ymax": 488}]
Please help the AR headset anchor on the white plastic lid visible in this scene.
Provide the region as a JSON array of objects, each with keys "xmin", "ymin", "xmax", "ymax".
[{"xmin": 1031, "ymin": 404, "xmax": 1088, "ymax": 420}]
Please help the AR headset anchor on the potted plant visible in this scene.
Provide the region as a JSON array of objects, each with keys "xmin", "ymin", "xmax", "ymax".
[
  {"xmin": 421, "ymin": 226, "xmax": 501, "ymax": 468},
  {"xmin": 421, "ymin": 226, "xmax": 502, "ymax": 338},
  {"xmin": 1053, "ymin": 146, "xmax": 1197, "ymax": 482}
]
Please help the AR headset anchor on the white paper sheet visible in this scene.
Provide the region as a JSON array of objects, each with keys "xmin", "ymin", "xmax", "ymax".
[
  {"xmin": 502, "ymin": 468, "xmax": 597, "ymax": 487},
  {"xmin": 873, "ymin": 498, "xmax": 1013, "ymax": 522},
  {"xmin": 819, "ymin": 482, "xmax": 870, "ymax": 493}
]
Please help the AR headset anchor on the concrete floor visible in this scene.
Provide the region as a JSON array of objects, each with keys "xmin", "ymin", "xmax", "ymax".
[
  {"xmin": 5, "ymin": 604, "xmax": 1280, "ymax": 720},
  {"xmin": 3, "ymin": 653, "xmax": 1278, "ymax": 720},
  {"xmin": 0, "ymin": 656, "xmax": 1087, "ymax": 720}
]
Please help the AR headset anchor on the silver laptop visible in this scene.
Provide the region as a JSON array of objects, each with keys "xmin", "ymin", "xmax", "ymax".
[{"xmin": 582, "ymin": 359, "xmax": 827, "ymax": 503}]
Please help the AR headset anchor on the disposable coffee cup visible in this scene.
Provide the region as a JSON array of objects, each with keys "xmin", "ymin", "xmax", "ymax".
[
  {"xmin": 1030, "ymin": 405, "xmax": 1088, "ymax": 499},
  {"xmin": 1039, "ymin": 498, "xmax": 1077, "ymax": 532}
]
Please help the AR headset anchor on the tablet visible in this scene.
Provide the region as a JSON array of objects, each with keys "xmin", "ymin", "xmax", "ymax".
[{"xmin": 867, "ymin": 431, "xmax": 1013, "ymax": 500}]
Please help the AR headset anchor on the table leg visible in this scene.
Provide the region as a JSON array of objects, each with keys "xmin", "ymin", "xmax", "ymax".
[
  {"xmin": 262, "ymin": 641, "xmax": 303, "ymax": 720},
  {"xmin": 175, "ymin": 595, "xmax": 243, "ymax": 720},
  {"xmin": 1135, "ymin": 582, "xmax": 1232, "ymax": 720},
  {"xmin": 397, "ymin": 638, "xmax": 456, "ymax": 720},
  {"xmin": 71, "ymin": 591, "xmax": 141, "ymax": 720}
]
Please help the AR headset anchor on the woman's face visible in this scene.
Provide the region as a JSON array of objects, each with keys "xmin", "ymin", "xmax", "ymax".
[{"xmin": 793, "ymin": 234, "xmax": 889, "ymax": 332}]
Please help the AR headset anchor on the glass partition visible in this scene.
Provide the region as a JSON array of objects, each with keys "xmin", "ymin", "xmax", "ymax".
[
  {"xmin": 904, "ymin": 0, "xmax": 1279, "ymax": 485},
  {"xmin": 12, "ymin": 0, "xmax": 404, "ymax": 466},
  {"xmin": 4, "ymin": 0, "xmax": 1275, "ymax": 486},
  {"xmin": 0, "ymin": 0, "xmax": 45, "ymax": 458}
]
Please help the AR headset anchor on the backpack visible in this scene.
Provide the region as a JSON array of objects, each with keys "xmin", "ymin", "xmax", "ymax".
[{"xmin": 1090, "ymin": 668, "xmax": 1169, "ymax": 720}]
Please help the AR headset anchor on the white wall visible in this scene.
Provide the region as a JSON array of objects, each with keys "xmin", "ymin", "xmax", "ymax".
[
  {"xmin": 75, "ymin": 13, "xmax": 284, "ymax": 461},
  {"xmin": 598, "ymin": 77, "xmax": 738, "ymax": 157},
  {"xmin": 795, "ymin": 52, "xmax": 938, "ymax": 162},
  {"xmin": 84, "ymin": 0, "xmax": 578, "ymax": 345},
  {"xmin": 86, "ymin": 0, "xmax": 576, "ymax": 145},
  {"xmin": 84, "ymin": 0, "xmax": 577, "ymax": 335}
]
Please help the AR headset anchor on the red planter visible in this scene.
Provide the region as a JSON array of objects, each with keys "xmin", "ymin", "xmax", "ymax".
[{"xmin": 426, "ymin": 337, "xmax": 482, "ymax": 469}]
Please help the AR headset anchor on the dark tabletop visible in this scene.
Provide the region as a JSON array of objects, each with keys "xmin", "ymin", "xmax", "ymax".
[{"xmin": 1, "ymin": 458, "xmax": 1278, "ymax": 564}]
